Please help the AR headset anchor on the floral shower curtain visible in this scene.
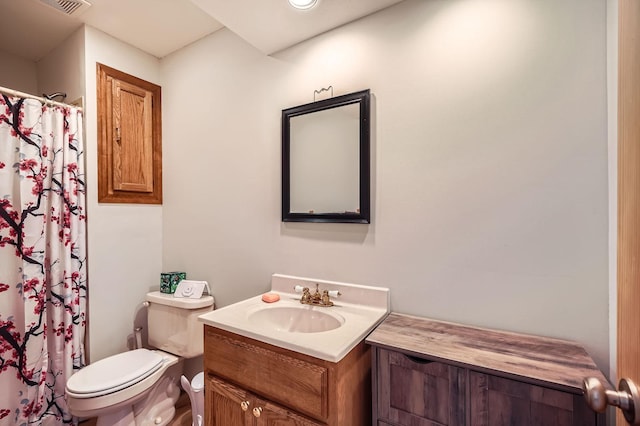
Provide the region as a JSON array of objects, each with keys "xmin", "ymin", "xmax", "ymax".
[{"xmin": 0, "ymin": 94, "xmax": 87, "ymax": 425}]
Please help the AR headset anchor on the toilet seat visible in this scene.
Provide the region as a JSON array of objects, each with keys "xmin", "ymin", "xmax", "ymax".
[{"xmin": 66, "ymin": 349, "xmax": 164, "ymax": 398}]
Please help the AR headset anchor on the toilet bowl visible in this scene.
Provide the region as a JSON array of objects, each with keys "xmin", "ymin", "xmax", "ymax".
[{"xmin": 65, "ymin": 292, "xmax": 214, "ymax": 426}]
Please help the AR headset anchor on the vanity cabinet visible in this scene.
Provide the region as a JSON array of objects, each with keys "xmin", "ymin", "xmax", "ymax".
[
  {"xmin": 366, "ymin": 313, "xmax": 609, "ymax": 426},
  {"xmin": 204, "ymin": 325, "xmax": 371, "ymax": 426}
]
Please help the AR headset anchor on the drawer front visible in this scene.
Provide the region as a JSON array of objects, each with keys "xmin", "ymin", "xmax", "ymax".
[
  {"xmin": 205, "ymin": 327, "xmax": 328, "ymax": 422},
  {"xmin": 376, "ymin": 348, "xmax": 465, "ymax": 426}
]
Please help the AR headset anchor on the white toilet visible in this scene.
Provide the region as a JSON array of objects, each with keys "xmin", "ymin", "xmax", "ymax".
[{"xmin": 65, "ymin": 291, "xmax": 214, "ymax": 426}]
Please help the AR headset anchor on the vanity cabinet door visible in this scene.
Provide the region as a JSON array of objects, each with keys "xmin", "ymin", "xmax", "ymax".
[
  {"xmin": 468, "ymin": 372, "xmax": 598, "ymax": 426},
  {"xmin": 206, "ymin": 374, "xmax": 323, "ymax": 426},
  {"xmin": 254, "ymin": 397, "xmax": 323, "ymax": 426},
  {"xmin": 376, "ymin": 349, "xmax": 466, "ymax": 426},
  {"xmin": 206, "ymin": 375, "xmax": 253, "ymax": 426}
]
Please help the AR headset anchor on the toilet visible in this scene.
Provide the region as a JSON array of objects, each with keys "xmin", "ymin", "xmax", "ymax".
[{"xmin": 65, "ymin": 291, "xmax": 214, "ymax": 426}]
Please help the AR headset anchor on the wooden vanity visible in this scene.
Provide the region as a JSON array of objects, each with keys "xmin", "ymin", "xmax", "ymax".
[
  {"xmin": 365, "ymin": 313, "xmax": 609, "ymax": 426},
  {"xmin": 203, "ymin": 325, "xmax": 372, "ymax": 425},
  {"xmin": 199, "ymin": 273, "xmax": 390, "ymax": 425}
]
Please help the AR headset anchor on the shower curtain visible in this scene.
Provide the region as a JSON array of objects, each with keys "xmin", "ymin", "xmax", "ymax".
[{"xmin": 0, "ymin": 93, "xmax": 87, "ymax": 425}]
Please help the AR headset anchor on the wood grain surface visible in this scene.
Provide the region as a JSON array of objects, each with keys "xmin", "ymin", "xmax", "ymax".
[
  {"xmin": 205, "ymin": 326, "xmax": 329, "ymax": 421},
  {"xmin": 365, "ymin": 313, "xmax": 609, "ymax": 394},
  {"xmin": 97, "ymin": 63, "xmax": 162, "ymax": 204},
  {"xmin": 204, "ymin": 325, "xmax": 371, "ymax": 425},
  {"xmin": 618, "ymin": 0, "xmax": 640, "ymax": 425}
]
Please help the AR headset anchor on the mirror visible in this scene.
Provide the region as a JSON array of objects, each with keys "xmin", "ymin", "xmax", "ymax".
[{"xmin": 282, "ymin": 89, "xmax": 370, "ymax": 224}]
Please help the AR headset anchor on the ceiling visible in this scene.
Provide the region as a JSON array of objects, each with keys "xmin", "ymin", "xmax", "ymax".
[{"xmin": 0, "ymin": 0, "xmax": 405, "ymax": 62}]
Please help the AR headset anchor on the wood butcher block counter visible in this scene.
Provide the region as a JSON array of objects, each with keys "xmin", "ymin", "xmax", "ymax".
[{"xmin": 366, "ymin": 313, "xmax": 609, "ymax": 426}]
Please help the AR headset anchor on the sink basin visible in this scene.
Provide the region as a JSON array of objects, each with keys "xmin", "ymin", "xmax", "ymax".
[{"xmin": 248, "ymin": 306, "xmax": 345, "ymax": 333}]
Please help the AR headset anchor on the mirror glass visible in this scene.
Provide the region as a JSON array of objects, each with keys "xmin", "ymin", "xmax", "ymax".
[{"xmin": 282, "ymin": 89, "xmax": 370, "ymax": 223}]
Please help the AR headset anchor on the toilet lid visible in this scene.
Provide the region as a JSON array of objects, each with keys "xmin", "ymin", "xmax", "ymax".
[{"xmin": 66, "ymin": 349, "xmax": 164, "ymax": 397}]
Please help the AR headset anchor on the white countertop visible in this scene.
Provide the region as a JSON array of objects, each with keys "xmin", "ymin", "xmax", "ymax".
[{"xmin": 198, "ymin": 274, "xmax": 390, "ymax": 362}]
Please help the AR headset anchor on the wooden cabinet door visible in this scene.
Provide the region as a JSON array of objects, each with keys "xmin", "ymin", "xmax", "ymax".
[
  {"xmin": 206, "ymin": 375, "xmax": 253, "ymax": 426},
  {"xmin": 376, "ymin": 349, "xmax": 465, "ymax": 426},
  {"xmin": 255, "ymin": 397, "xmax": 323, "ymax": 426},
  {"xmin": 110, "ymin": 77, "xmax": 153, "ymax": 193},
  {"xmin": 468, "ymin": 372, "xmax": 597, "ymax": 426},
  {"xmin": 97, "ymin": 63, "xmax": 162, "ymax": 204},
  {"xmin": 207, "ymin": 374, "xmax": 323, "ymax": 426}
]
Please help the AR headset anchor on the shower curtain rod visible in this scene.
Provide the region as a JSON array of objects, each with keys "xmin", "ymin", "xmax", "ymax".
[{"xmin": 0, "ymin": 85, "xmax": 83, "ymax": 111}]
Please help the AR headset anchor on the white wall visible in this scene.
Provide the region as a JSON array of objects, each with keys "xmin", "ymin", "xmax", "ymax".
[
  {"xmin": 37, "ymin": 28, "xmax": 85, "ymax": 104},
  {"xmin": 0, "ymin": 50, "xmax": 38, "ymax": 94},
  {"xmin": 162, "ymin": 0, "xmax": 610, "ymax": 371},
  {"xmin": 83, "ymin": 26, "xmax": 163, "ymax": 362}
]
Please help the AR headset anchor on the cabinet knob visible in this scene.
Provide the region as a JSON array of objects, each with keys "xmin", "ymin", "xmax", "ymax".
[
  {"xmin": 252, "ymin": 407, "xmax": 262, "ymax": 418},
  {"xmin": 240, "ymin": 401, "xmax": 250, "ymax": 411},
  {"xmin": 583, "ymin": 377, "xmax": 640, "ymax": 424}
]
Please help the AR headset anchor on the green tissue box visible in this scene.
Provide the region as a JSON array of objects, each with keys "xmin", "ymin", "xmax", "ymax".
[{"xmin": 160, "ymin": 271, "xmax": 186, "ymax": 294}]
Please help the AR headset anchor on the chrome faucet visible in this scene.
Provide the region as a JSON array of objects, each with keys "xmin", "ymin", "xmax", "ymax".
[{"xmin": 296, "ymin": 283, "xmax": 341, "ymax": 307}]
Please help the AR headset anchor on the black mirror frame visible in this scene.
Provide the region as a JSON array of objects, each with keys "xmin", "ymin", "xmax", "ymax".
[{"xmin": 282, "ymin": 89, "xmax": 371, "ymax": 224}]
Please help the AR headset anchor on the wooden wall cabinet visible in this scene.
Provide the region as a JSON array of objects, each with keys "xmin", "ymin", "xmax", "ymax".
[
  {"xmin": 204, "ymin": 325, "xmax": 371, "ymax": 426},
  {"xmin": 97, "ymin": 63, "xmax": 162, "ymax": 204},
  {"xmin": 366, "ymin": 313, "xmax": 609, "ymax": 426}
]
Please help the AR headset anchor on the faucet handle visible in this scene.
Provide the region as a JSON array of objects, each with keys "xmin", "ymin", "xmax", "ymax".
[
  {"xmin": 327, "ymin": 290, "xmax": 341, "ymax": 298},
  {"xmin": 293, "ymin": 285, "xmax": 305, "ymax": 293}
]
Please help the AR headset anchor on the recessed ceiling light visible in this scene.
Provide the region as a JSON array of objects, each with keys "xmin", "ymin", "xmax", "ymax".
[{"xmin": 288, "ymin": 0, "xmax": 318, "ymax": 10}]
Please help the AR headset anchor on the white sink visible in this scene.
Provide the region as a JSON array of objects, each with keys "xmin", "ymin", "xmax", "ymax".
[
  {"xmin": 247, "ymin": 306, "xmax": 345, "ymax": 333},
  {"xmin": 199, "ymin": 274, "xmax": 390, "ymax": 362}
]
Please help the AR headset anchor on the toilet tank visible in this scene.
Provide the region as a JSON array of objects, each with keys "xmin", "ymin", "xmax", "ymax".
[{"xmin": 145, "ymin": 291, "xmax": 214, "ymax": 358}]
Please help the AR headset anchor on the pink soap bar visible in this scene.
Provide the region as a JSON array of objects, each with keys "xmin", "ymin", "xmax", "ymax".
[{"xmin": 261, "ymin": 293, "xmax": 280, "ymax": 303}]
